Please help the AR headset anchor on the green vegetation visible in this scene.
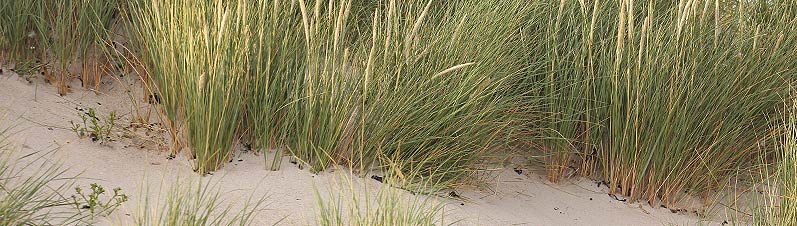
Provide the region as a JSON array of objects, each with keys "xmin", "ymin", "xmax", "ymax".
[
  {"xmin": 525, "ymin": 0, "xmax": 797, "ymax": 206},
  {"xmin": 244, "ymin": 0, "xmax": 303, "ymax": 171},
  {"xmin": 0, "ymin": 122, "xmax": 126, "ymax": 225},
  {"xmin": 0, "ymin": 0, "xmax": 39, "ymax": 65},
  {"xmin": 0, "ymin": 0, "xmax": 120, "ymax": 94},
  {"xmin": 3, "ymin": 0, "xmax": 797, "ymax": 224},
  {"xmin": 72, "ymin": 183, "xmax": 129, "ymax": 221},
  {"xmin": 70, "ymin": 107, "xmax": 119, "ymax": 143},
  {"xmin": 756, "ymin": 99, "xmax": 797, "ymax": 225},
  {"xmin": 315, "ymin": 166, "xmax": 451, "ymax": 226},
  {"xmin": 780, "ymin": 103, "xmax": 797, "ymax": 226},
  {"xmin": 131, "ymin": 179, "xmax": 264, "ymax": 226},
  {"xmin": 126, "ymin": 0, "xmax": 797, "ymax": 208},
  {"xmin": 127, "ymin": 0, "xmax": 252, "ymax": 174}
]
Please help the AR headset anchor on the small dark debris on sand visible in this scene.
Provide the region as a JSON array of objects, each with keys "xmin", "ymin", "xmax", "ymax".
[
  {"xmin": 448, "ymin": 191, "xmax": 461, "ymax": 199},
  {"xmin": 513, "ymin": 166, "xmax": 523, "ymax": 175},
  {"xmin": 608, "ymin": 194, "xmax": 627, "ymax": 202},
  {"xmin": 148, "ymin": 93, "xmax": 161, "ymax": 104},
  {"xmin": 371, "ymin": 175, "xmax": 383, "ymax": 183}
]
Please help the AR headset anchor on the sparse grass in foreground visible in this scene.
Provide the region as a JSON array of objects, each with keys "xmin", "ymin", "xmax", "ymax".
[
  {"xmin": 315, "ymin": 166, "xmax": 452, "ymax": 226},
  {"xmin": 0, "ymin": 122, "xmax": 126, "ymax": 225},
  {"xmin": 131, "ymin": 179, "xmax": 264, "ymax": 226}
]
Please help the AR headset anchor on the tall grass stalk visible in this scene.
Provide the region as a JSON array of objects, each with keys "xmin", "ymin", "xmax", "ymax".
[
  {"xmin": 766, "ymin": 99, "xmax": 797, "ymax": 225},
  {"xmin": 351, "ymin": 0, "xmax": 531, "ymax": 189},
  {"xmin": 287, "ymin": 0, "xmax": 359, "ymax": 172},
  {"xmin": 779, "ymin": 103, "xmax": 797, "ymax": 226},
  {"xmin": 77, "ymin": 0, "xmax": 119, "ymax": 92},
  {"xmin": 245, "ymin": 0, "xmax": 305, "ymax": 171},
  {"xmin": 0, "ymin": 0, "xmax": 40, "ymax": 66},
  {"xmin": 527, "ymin": 0, "xmax": 797, "ymax": 206},
  {"xmin": 127, "ymin": 0, "xmax": 251, "ymax": 174},
  {"xmin": 753, "ymin": 97, "xmax": 797, "ymax": 225}
]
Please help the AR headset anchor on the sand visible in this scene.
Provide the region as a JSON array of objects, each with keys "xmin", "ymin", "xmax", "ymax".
[{"xmin": 0, "ymin": 70, "xmax": 731, "ymax": 226}]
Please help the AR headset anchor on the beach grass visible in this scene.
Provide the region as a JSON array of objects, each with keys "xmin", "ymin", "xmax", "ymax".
[
  {"xmin": 314, "ymin": 165, "xmax": 451, "ymax": 226},
  {"xmin": 131, "ymin": 178, "xmax": 264, "ymax": 226},
  {"xmin": 524, "ymin": 0, "xmax": 797, "ymax": 206},
  {"xmin": 3, "ymin": 1, "xmax": 795, "ymax": 221},
  {"xmin": 127, "ymin": 0, "xmax": 252, "ymax": 174}
]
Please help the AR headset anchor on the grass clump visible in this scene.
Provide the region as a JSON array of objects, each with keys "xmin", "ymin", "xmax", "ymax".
[
  {"xmin": 349, "ymin": 0, "xmax": 531, "ymax": 189},
  {"xmin": 285, "ymin": 0, "xmax": 360, "ymax": 172},
  {"xmin": 0, "ymin": 0, "xmax": 40, "ymax": 66},
  {"xmin": 127, "ymin": 0, "xmax": 252, "ymax": 174},
  {"xmin": 34, "ymin": 0, "xmax": 120, "ymax": 95},
  {"xmin": 210, "ymin": 0, "xmax": 531, "ymax": 189},
  {"xmin": 526, "ymin": 0, "xmax": 797, "ymax": 206},
  {"xmin": 244, "ymin": 0, "xmax": 304, "ymax": 170},
  {"xmin": 76, "ymin": 0, "xmax": 120, "ymax": 93}
]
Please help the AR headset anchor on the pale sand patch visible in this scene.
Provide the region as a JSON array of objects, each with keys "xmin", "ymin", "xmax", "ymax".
[{"xmin": 0, "ymin": 70, "xmax": 727, "ymax": 226}]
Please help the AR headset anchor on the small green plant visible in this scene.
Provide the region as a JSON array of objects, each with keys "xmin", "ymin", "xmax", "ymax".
[
  {"xmin": 12, "ymin": 58, "xmax": 44, "ymax": 82},
  {"xmin": 1, "ymin": 118, "xmax": 126, "ymax": 225},
  {"xmin": 72, "ymin": 183, "xmax": 129, "ymax": 220},
  {"xmin": 70, "ymin": 107, "xmax": 117, "ymax": 143}
]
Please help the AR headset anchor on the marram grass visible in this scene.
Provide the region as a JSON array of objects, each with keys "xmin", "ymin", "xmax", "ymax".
[
  {"xmin": 314, "ymin": 165, "xmax": 452, "ymax": 226},
  {"xmin": 777, "ymin": 100, "xmax": 797, "ymax": 225},
  {"xmin": 525, "ymin": 0, "xmax": 797, "ymax": 206},
  {"xmin": 244, "ymin": 0, "xmax": 304, "ymax": 171},
  {"xmin": 127, "ymin": 0, "xmax": 251, "ymax": 174},
  {"xmin": 0, "ymin": 0, "xmax": 39, "ymax": 65},
  {"xmin": 118, "ymin": 0, "xmax": 797, "ymax": 212},
  {"xmin": 130, "ymin": 178, "xmax": 264, "ymax": 226},
  {"xmin": 287, "ymin": 0, "xmax": 360, "ymax": 172},
  {"xmin": 350, "ymin": 0, "xmax": 532, "ymax": 189},
  {"xmin": 758, "ymin": 99, "xmax": 797, "ymax": 225}
]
